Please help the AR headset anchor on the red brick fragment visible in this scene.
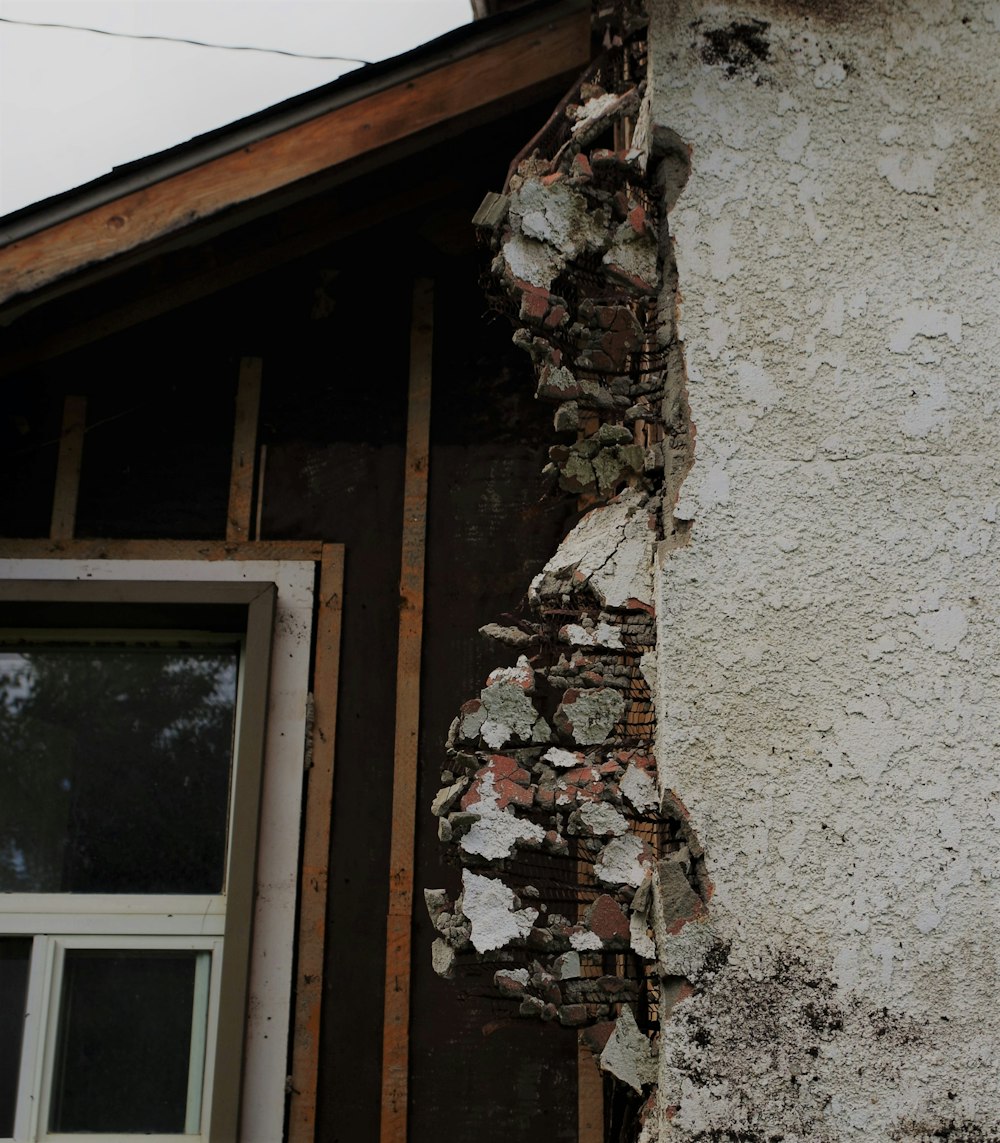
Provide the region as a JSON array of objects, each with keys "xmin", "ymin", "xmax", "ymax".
[
  {"xmin": 628, "ymin": 204, "xmax": 648, "ymax": 236},
  {"xmin": 494, "ymin": 778, "xmax": 534, "ymax": 810},
  {"xmin": 562, "ymin": 765, "xmax": 599, "ymax": 786},
  {"xmin": 585, "ymin": 894, "xmax": 629, "ymax": 942},
  {"xmin": 489, "ymin": 754, "xmax": 519, "ymax": 778},
  {"xmin": 558, "ymin": 1004, "xmax": 589, "ymax": 1027}
]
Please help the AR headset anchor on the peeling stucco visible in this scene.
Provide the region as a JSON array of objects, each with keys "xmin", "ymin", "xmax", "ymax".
[{"xmin": 646, "ymin": 0, "xmax": 1000, "ymax": 1137}]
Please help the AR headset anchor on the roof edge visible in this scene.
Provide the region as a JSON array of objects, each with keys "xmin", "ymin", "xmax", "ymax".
[{"xmin": 0, "ymin": 0, "xmax": 587, "ymax": 249}]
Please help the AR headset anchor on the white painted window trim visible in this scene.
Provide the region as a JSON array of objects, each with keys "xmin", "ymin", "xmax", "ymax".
[{"xmin": 0, "ymin": 558, "xmax": 315, "ymax": 1143}]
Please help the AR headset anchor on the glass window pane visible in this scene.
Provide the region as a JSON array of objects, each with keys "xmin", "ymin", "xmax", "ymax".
[
  {"xmin": 0, "ymin": 938, "xmax": 31, "ymax": 1138},
  {"xmin": 50, "ymin": 949, "xmax": 208, "ymax": 1135},
  {"xmin": 0, "ymin": 643, "xmax": 238, "ymax": 894}
]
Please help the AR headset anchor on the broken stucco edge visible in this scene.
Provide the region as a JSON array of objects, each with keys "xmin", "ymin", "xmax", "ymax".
[{"xmin": 425, "ymin": 4, "xmax": 721, "ymax": 1134}]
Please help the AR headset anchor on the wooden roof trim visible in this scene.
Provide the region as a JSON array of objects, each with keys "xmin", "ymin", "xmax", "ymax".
[{"xmin": 0, "ymin": 6, "xmax": 589, "ymax": 308}]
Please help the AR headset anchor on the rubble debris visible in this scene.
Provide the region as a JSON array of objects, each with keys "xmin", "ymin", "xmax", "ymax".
[{"xmin": 432, "ymin": 0, "xmax": 707, "ymax": 1136}]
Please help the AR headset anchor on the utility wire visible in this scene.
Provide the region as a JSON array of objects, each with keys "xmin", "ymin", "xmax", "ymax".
[{"xmin": 0, "ymin": 14, "xmax": 372, "ymax": 64}]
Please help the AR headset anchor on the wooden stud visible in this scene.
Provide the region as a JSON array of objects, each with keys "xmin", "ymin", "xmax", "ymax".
[
  {"xmin": 379, "ymin": 278, "xmax": 433, "ymax": 1143},
  {"xmin": 289, "ymin": 543, "xmax": 345, "ymax": 1143},
  {"xmin": 227, "ymin": 357, "xmax": 263, "ymax": 542},
  {"xmin": 49, "ymin": 395, "xmax": 86, "ymax": 541},
  {"xmin": 578, "ymin": 1038, "xmax": 605, "ymax": 1143},
  {"xmin": 254, "ymin": 444, "xmax": 268, "ymax": 541}
]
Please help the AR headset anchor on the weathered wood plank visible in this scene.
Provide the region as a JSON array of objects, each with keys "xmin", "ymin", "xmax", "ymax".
[
  {"xmin": 0, "ymin": 539, "xmax": 323, "ymax": 561},
  {"xmin": 380, "ymin": 278, "xmax": 433, "ymax": 1143},
  {"xmin": 49, "ymin": 395, "xmax": 86, "ymax": 540},
  {"xmin": 227, "ymin": 357, "xmax": 262, "ymax": 542},
  {"xmin": 578, "ymin": 1038, "xmax": 605, "ymax": 1143},
  {"xmin": 289, "ymin": 543, "xmax": 344, "ymax": 1143},
  {"xmin": 0, "ymin": 10, "xmax": 590, "ymax": 307}
]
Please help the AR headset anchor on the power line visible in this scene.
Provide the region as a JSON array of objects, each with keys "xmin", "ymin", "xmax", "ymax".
[{"xmin": 0, "ymin": 14, "xmax": 372, "ymax": 64}]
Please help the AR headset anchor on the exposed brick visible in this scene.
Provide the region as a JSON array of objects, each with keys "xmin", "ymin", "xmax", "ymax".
[
  {"xmin": 585, "ymin": 894, "xmax": 630, "ymax": 942},
  {"xmin": 558, "ymin": 1004, "xmax": 590, "ymax": 1027}
]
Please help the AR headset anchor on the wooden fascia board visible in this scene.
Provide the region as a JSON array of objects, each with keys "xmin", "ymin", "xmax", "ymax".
[{"xmin": 0, "ymin": 8, "xmax": 590, "ymax": 308}]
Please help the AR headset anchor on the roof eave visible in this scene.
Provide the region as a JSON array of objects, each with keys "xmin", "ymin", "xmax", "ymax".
[{"xmin": 0, "ymin": 0, "xmax": 590, "ymax": 308}]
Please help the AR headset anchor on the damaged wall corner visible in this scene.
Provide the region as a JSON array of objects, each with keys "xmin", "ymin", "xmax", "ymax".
[{"xmin": 426, "ymin": 3, "xmax": 709, "ymax": 1139}]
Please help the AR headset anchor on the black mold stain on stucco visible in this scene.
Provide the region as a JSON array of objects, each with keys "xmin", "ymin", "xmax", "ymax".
[
  {"xmin": 891, "ymin": 1121, "xmax": 1000, "ymax": 1142},
  {"xmin": 666, "ymin": 949, "xmax": 932, "ymax": 1138},
  {"xmin": 698, "ymin": 19, "xmax": 771, "ymax": 78}
]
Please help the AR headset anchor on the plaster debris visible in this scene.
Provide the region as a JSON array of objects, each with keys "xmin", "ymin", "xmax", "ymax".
[
  {"xmin": 429, "ymin": 2, "xmax": 704, "ymax": 1124},
  {"xmin": 529, "ymin": 488, "xmax": 657, "ymax": 609},
  {"xmin": 459, "ymin": 772, "xmax": 546, "ymax": 860},
  {"xmin": 600, "ymin": 1006, "xmax": 658, "ymax": 1092},
  {"xmin": 461, "ymin": 870, "xmax": 538, "ymax": 954},
  {"xmin": 543, "ymin": 746, "xmax": 584, "ymax": 769},
  {"xmin": 578, "ymin": 801, "xmax": 629, "ymax": 837},
  {"xmin": 554, "ymin": 686, "xmax": 625, "ymax": 745},
  {"xmin": 553, "ymin": 951, "xmax": 582, "ymax": 979},
  {"xmin": 431, "ymin": 938, "xmax": 456, "ymax": 978},
  {"xmin": 570, "ymin": 929, "xmax": 605, "ymax": 951},
  {"xmin": 463, "ymin": 671, "xmax": 550, "ymax": 750},
  {"xmin": 631, "ymin": 910, "xmax": 657, "ymax": 960},
  {"xmin": 559, "ymin": 620, "xmax": 625, "ymax": 648},
  {"xmin": 595, "ymin": 834, "xmax": 653, "ymax": 888},
  {"xmin": 621, "ymin": 761, "xmax": 659, "ymax": 812}
]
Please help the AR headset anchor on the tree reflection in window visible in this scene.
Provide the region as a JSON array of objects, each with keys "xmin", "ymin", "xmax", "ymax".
[{"xmin": 0, "ymin": 644, "xmax": 238, "ymax": 894}]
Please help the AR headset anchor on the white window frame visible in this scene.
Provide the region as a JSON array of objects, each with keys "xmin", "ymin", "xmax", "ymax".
[{"xmin": 0, "ymin": 558, "xmax": 315, "ymax": 1143}]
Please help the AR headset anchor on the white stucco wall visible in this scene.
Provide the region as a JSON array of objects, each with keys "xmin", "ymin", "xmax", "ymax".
[{"xmin": 649, "ymin": 1, "xmax": 1000, "ymax": 1137}]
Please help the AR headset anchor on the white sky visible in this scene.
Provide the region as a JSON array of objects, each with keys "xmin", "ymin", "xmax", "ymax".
[{"xmin": 0, "ymin": 0, "xmax": 472, "ymax": 217}]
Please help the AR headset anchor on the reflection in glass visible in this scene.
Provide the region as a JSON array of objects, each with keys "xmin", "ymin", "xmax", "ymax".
[
  {"xmin": 0, "ymin": 643, "xmax": 238, "ymax": 894},
  {"xmin": 0, "ymin": 938, "xmax": 31, "ymax": 1137},
  {"xmin": 50, "ymin": 949, "xmax": 209, "ymax": 1134}
]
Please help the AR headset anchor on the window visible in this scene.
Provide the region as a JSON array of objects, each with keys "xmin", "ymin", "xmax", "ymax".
[{"xmin": 0, "ymin": 561, "xmax": 315, "ymax": 1142}]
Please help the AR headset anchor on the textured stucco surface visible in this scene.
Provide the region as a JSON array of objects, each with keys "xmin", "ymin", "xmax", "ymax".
[{"xmin": 649, "ymin": 1, "xmax": 1000, "ymax": 1137}]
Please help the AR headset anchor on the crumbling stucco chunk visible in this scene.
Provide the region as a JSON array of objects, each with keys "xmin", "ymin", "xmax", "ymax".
[
  {"xmin": 529, "ymin": 487, "xmax": 656, "ymax": 609},
  {"xmin": 461, "ymin": 870, "xmax": 539, "ymax": 954},
  {"xmin": 600, "ymin": 1006, "xmax": 658, "ymax": 1092},
  {"xmin": 621, "ymin": 761, "xmax": 659, "ymax": 812},
  {"xmin": 578, "ymin": 801, "xmax": 629, "ymax": 837},
  {"xmin": 555, "ymin": 686, "xmax": 625, "ymax": 745},
  {"xmin": 431, "ymin": 938, "xmax": 456, "ymax": 978},
  {"xmin": 459, "ymin": 772, "xmax": 546, "ymax": 860},
  {"xmin": 511, "ymin": 179, "xmax": 610, "ymax": 260},
  {"xmin": 595, "ymin": 834, "xmax": 652, "ymax": 888},
  {"xmin": 465, "ymin": 664, "xmax": 550, "ymax": 750}
]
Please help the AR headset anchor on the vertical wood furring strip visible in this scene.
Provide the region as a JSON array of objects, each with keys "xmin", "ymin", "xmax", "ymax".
[
  {"xmin": 226, "ymin": 356, "xmax": 263, "ymax": 542},
  {"xmin": 578, "ymin": 1039, "xmax": 606, "ymax": 1143},
  {"xmin": 289, "ymin": 544, "xmax": 345, "ymax": 1143},
  {"xmin": 49, "ymin": 395, "xmax": 87, "ymax": 540},
  {"xmin": 379, "ymin": 278, "xmax": 433, "ymax": 1143},
  {"xmin": 254, "ymin": 443, "xmax": 268, "ymax": 541}
]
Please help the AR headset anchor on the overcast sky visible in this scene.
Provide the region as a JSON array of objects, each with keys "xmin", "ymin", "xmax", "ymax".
[{"xmin": 0, "ymin": 0, "xmax": 471, "ymax": 217}]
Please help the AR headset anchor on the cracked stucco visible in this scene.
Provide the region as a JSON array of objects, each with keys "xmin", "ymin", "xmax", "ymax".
[{"xmin": 649, "ymin": 0, "xmax": 1000, "ymax": 1137}]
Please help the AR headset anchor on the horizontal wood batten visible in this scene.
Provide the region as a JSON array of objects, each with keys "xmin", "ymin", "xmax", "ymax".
[{"xmin": 0, "ymin": 539, "xmax": 325, "ymax": 561}]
